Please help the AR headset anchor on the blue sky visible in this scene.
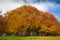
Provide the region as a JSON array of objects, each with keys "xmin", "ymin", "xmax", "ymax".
[{"xmin": 0, "ymin": 0, "xmax": 60, "ymax": 21}]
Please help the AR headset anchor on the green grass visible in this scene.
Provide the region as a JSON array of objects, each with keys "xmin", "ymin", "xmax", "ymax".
[{"xmin": 0, "ymin": 36, "xmax": 60, "ymax": 40}]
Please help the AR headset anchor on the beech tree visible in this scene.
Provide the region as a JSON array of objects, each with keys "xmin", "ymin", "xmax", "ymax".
[{"xmin": 4, "ymin": 5, "xmax": 60, "ymax": 36}]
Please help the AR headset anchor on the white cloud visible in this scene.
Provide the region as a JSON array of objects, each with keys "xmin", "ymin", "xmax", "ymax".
[
  {"xmin": 0, "ymin": 0, "xmax": 60, "ymax": 21},
  {"xmin": 0, "ymin": 2, "xmax": 25, "ymax": 15},
  {"xmin": 26, "ymin": 2, "xmax": 57, "ymax": 12},
  {"xmin": 0, "ymin": 2, "xmax": 57, "ymax": 14},
  {"xmin": 24, "ymin": 0, "xmax": 38, "ymax": 3},
  {"xmin": 0, "ymin": 1, "xmax": 60, "ymax": 17},
  {"xmin": 0, "ymin": 0, "xmax": 24, "ymax": 3},
  {"xmin": 0, "ymin": 2, "xmax": 49, "ymax": 15},
  {"xmin": 27, "ymin": 3, "xmax": 48, "ymax": 12}
]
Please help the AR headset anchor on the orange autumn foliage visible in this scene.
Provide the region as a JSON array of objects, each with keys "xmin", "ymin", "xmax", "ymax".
[{"xmin": 4, "ymin": 5, "xmax": 60, "ymax": 35}]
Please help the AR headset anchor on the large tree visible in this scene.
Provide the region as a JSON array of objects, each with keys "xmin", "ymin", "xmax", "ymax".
[{"xmin": 4, "ymin": 5, "xmax": 60, "ymax": 36}]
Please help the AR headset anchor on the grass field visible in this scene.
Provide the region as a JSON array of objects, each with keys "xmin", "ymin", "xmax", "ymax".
[{"xmin": 0, "ymin": 36, "xmax": 60, "ymax": 40}]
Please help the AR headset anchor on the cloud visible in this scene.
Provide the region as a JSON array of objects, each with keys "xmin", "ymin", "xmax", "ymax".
[
  {"xmin": 0, "ymin": 2, "xmax": 25, "ymax": 15},
  {"xmin": 25, "ymin": 2, "xmax": 59, "ymax": 12},
  {"xmin": 25, "ymin": 3, "xmax": 48, "ymax": 12},
  {"xmin": 0, "ymin": 2, "xmax": 49, "ymax": 15},
  {"xmin": 24, "ymin": 0, "xmax": 39, "ymax": 3}
]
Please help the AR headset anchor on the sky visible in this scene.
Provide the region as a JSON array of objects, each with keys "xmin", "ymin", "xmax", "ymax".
[{"xmin": 0, "ymin": 0, "xmax": 60, "ymax": 21}]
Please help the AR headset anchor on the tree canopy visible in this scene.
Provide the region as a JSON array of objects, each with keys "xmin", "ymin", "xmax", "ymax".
[{"xmin": 0, "ymin": 5, "xmax": 60, "ymax": 36}]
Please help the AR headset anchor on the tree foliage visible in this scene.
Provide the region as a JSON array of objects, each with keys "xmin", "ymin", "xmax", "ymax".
[
  {"xmin": 0, "ymin": 15, "xmax": 7, "ymax": 36},
  {"xmin": 1, "ymin": 5, "xmax": 60, "ymax": 36}
]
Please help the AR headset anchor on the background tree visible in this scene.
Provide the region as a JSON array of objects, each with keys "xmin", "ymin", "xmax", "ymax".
[{"xmin": 0, "ymin": 14, "xmax": 6, "ymax": 36}]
